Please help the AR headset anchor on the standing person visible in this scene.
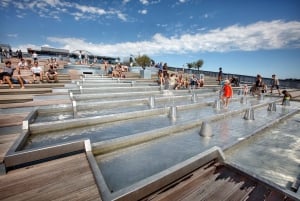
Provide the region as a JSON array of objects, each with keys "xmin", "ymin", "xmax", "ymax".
[
  {"xmin": 217, "ymin": 67, "xmax": 223, "ymax": 85},
  {"xmin": 242, "ymin": 84, "xmax": 249, "ymax": 96},
  {"xmin": 157, "ymin": 69, "xmax": 165, "ymax": 86},
  {"xmin": 281, "ymin": 90, "xmax": 292, "ymax": 105},
  {"xmin": 32, "ymin": 51, "xmax": 38, "ymax": 61},
  {"xmin": 17, "ymin": 49, "xmax": 23, "ymax": 59},
  {"xmin": 162, "ymin": 63, "xmax": 168, "ymax": 78},
  {"xmin": 270, "ymin": 74, "xmax": 281, "ymax": 95},
  {"xmin": 221, "ymin": 79, "xmax": 233, "ymax": 109},
  {"xmin": 254, "ymin": 74, "xmax": 267, "ymax": 94},
  {"xmin": 190, "ymin": 74, "xmax": 198, "ymax": 89},
  {"xmin": 78, "ymin": 51, "xmax": 82, "ymax": 64},
  {"xmin": 1, "ymin": 60, "xmax": 25, "ymax": 89},
  {"xmin": 104, "ymin": 60, "xmax": 108, "ymax": 75},
  {"xmin": 0, "ymin": 47, "xmax": 2, "ymax": 63}
]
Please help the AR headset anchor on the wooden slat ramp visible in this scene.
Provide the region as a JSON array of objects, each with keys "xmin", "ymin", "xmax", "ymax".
[
  {"xmin": 142, "ymin": 161, "xmax": 296, "ymax": 201},
  {"xmin": 0, "ymin": 153, "xmax": 102, "ymax": 201}
]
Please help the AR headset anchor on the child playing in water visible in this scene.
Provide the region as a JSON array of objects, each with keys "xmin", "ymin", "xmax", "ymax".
[
  {"xmin": 221, "ymin": 79, "xmax": 233, "ymax": 109},
  {"xmin": 243, "ymin": 84, "xmax": 248, "ymax": 96},
  {"xmin": 281, "ymin": 90, "xmax": 292, "ymax": 105}
]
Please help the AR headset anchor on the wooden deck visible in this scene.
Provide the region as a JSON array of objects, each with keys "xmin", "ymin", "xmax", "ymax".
[
  {"xmin": 142, "ymin": 160, "xmax": 296, "ymax": 201},
  {"xmin": 0, "ymin": 153, "xmax": 102, "ymax": 201}
]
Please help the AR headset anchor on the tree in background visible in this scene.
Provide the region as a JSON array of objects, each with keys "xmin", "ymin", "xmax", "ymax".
[
  {"xmin": 187, "ymin": 59, "xmax": 204, "ymax": 75},
  {"xmin": 135, "ymin": 54, "xmax": 152, "ymax": 70}
]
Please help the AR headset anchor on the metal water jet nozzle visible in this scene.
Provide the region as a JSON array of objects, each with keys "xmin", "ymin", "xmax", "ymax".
[
  {"xmin": 191, "ymin": 93, "xmax": 197, "ymax": 103},
  {"xmin": 149, "ymin": 96, "xmax": 155, "ymax": 109},
  {"xmin": 199, "ymin": 122, "xmax": 213, "ymax": 137},
  {"xmin": 243, "ymin": 107, "xmax": 255, "ymax": 120},
  {"xmin": 69, "ymin": 91, "xmax": 74, "ymax": 101},
  {"xmin": 131, "ymin": 81, "xmax": 135, "ymax": 87},
  {"xmin": 79, "ymin": 85, "xmax": 83, "ymax": 93},
  {"xmin": 72, "ymin": 100, "xmax": 78, "ymax": 118},
  {"xmin": 267, "ymin": 102, "xmax": 276, "ymax": 111},
  {"xmin": 169, "ymin": 106, "xmax": 177, "ymax": 121},
  {"xmin": 239, "ymin": 89, "xmax": 243, "ymax": 96},
  {"xmin": 213, "ymin": 99, "xmax": 221, "ymax": 110},
  {"xmin": 240, "ymin": 96, "xmax": 247, "ymax": 104}
]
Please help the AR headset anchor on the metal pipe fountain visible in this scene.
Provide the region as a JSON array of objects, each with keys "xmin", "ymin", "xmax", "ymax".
[{"xmin": 243, "ymin": 107, "xmax": 255, "ymax": 120}]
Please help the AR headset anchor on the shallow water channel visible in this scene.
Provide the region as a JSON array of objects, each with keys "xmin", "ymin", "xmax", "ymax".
[
  {"xmin": 94, "ymin": 103, "xmax": 299, "ymax": 192},
  {"xmin": 25, "ymin": 95, "xmax": 277, "ymax": 150}
]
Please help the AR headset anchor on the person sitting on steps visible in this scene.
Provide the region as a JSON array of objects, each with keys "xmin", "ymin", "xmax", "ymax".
[
  {"xmin": 1, "ymin": 60, "xmax": 25, "ymax": 89},
  {"xmin": 31, "ymin": 61, "xmax": 44, "ymax": 83},
  {"xmin": 45, "ymin": 64, "xmax": 58, "ymax": 83}
]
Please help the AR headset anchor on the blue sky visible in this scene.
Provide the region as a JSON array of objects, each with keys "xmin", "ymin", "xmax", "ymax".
[{"xmin": 0, "ymin": 0, "xmax": 300, "ymax": 79}]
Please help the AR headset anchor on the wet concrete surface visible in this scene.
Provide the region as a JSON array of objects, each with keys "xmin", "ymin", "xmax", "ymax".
[
  {"xmin": 24, "ymin": 95, "xmax": 279, "ymax": 150},
  {"xmin": 226, "ymin": 110, "xmax": 300, "ymax": 190}
]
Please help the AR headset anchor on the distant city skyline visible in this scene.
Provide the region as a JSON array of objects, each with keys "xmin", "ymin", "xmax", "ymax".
[{"xmin": 0, "ymin": 0, "xmax": 300, "ymax": 79}]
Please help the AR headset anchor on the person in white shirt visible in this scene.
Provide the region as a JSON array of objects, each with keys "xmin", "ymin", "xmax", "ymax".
[
  {"xmin": 31, "ymin": 61, "xmax": 44, "ymax": 83},
  {"xmin": 32, "ymin": 51, "xmax": 38, "ymax": 61},
  {"xmin": 18, "ymin": 58, "xmax": 29, "ymax": 70}
]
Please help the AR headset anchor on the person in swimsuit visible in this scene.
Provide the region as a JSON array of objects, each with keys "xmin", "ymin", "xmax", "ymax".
[{"xmin": 281, "ymin": 90, "xmax": 292, "ymax": 105}]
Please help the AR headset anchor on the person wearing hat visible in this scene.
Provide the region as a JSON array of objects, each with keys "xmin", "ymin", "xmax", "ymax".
[
  {"xmin": 221, "ymin": 79, "xmax": 233, "ymax": 109},
  {"xmin": 270, "ymin": 74, "xmax": 281, "ymax": 95}
]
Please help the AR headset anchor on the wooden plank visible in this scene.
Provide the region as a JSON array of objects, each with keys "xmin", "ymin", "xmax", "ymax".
[
  {"xmin": 146, "ymin": 161, "xmax": 218, "ymax": 201},
  {"xmin": 0, "ymin": 99, "xmax": 71, "ymax": 109},
  {"xmin": 0, "ymin": 88, "xmax": 52, "ymax": 95},
  {"xmin": 146, "ymin": 163, "xmax": 294, "ymax": 201},
  {"xmin": 0, "ymin": 83, "xmax": 65, "ymax": 89},
  {"xmin": 0, "ymin": 94, "xmax": 33, "ymax": 103},
  {"xmin": 0, "ymin": 113, "xmax": 28, "ymax": 127},
  {"xmin": 0, "ymin": 153, "xmax": 101, "ymax": 201}
]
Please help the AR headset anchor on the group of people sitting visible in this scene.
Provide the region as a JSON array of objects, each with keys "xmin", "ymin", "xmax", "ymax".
[
  {"xmin": 109, "ymin": 63, "xmax": 128, "ymax": 78},
  {"xmin": 158, "ymin": 70, "xmax": 204, "ymax": 90},
  {"xmin": 0, "ymin": 58, "xmax": 59, "ymax": 89}
]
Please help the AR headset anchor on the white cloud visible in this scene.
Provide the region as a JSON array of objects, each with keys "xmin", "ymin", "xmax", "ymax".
[
  {"xmin": 2, "ymin": 0, "xmax": 127, "ymax": 21},
  {"xmin": 140, "ymin": 0, "xmax": 149, "ymax": 5},
  {"xmin": 7, "ymin": 33, "xmax": 18, "ymax": 38},
  {"xmin": 45, "ymin": 20, "xmax": 300, "ymax": 58},
  {"xmin": 123, "ymin": 0, "xmax": 131, "ymax": 4},
  {"xmin": 138, "ymin": 9, "xmax": 147, "ymax": 14}
]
